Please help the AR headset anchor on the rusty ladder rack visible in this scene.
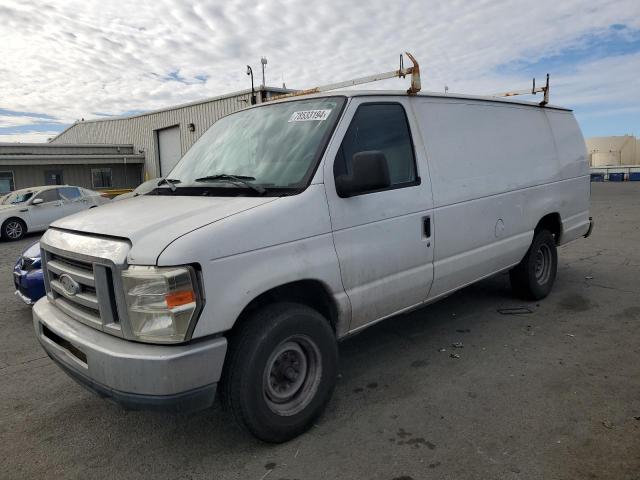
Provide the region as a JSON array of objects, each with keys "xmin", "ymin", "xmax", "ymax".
[
  {"xmin": 269, "ymin": 52, "xmax": 421, "ymax": 102},
  {"xmin": 492, "ymin": 74, "xmax": 550, "ymax": 106}
]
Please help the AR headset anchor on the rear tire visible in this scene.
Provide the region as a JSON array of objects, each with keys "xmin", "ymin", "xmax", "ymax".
[
  {"xmin": 509, "ymin": 229, "xmax": 557, "ymax": 300},
  {"xmin": 2, "ymin": 218, "xmax": 26, "ymax": 241},
  {"xmin": 221, "ymin": 302, "xmax": 338, "ymax": 443}
]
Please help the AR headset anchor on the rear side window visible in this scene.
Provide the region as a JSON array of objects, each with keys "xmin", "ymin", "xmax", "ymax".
[
  {"xmin": 33, "ymin": 189, "xmax": 59, "ymax": 204},
  {"xmin": 334, "ymin": 103, "xmax": 417, "ymax": 186},
  {"xmin": 58, "ymin": 187, "xmax": 81, "ymax": 201}
]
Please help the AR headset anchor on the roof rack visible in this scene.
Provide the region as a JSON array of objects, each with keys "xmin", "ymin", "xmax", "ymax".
[
  {"xmin": 492, "ymin": 74, "xmax": 550, "ymax": 106},
  {"xmin": 269, "ymin": 52, "xmax": 421, "ymax": 102}
]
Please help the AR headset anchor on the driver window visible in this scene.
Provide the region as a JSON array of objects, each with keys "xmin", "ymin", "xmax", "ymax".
[
  {"xmin": 334, "ymin": 103, "xmax": 417, "ymax": 186},
  {"xmin": 33, "ymin": 189, "xmax": 59, "ymax": 204}
]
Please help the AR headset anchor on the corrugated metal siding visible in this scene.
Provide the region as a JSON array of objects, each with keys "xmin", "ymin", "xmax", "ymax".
[
  {"xmin": 3, "ymin": 163, "xmax": 142, "ymax": 190},
  {"xmin": 51, "ymin": 92, "xmax": 259, "ymax": 178}
]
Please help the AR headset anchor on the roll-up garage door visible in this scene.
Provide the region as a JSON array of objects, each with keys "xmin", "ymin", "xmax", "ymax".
[{"xmin": 157, "ymin": 125, "xmax": 182, "ymax": 176}]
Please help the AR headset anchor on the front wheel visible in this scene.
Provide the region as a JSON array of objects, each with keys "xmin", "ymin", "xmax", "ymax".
[
  {"xmin": 510, "ymin": 229, "xmax": 558, "ymax": 300},
  {"xmin": 2, "ymin": 218, "xmax": 26, "ymax": 241},
  {"xmin": 221, "ymin": 302, "xmax": 338, "ymax": 443}
]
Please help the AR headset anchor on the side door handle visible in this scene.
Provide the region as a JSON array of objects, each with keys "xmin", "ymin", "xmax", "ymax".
[
  {"xmin": 423, "ymin": 216, "xmax": 431, "ymax": 238},
  {"xmin": 423, "ymin": 216, "xmax": 432, "ymax": 247}
]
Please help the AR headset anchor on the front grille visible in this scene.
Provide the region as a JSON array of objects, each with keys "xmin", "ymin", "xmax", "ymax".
[
  {"xmin": 43, "ymin": 249, "xmax": 121, "ymax": 333},
  {"xmin": 50, "ymin": 254, "xmax": 92, "ymax": 273}
]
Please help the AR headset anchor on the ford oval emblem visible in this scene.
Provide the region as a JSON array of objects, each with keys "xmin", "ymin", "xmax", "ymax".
[{"xmin": 59, "ymin": 274, "xmax": 80, "ymax": 296}]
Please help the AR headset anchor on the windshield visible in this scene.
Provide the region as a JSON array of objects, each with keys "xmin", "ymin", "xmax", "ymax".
[
  {"xmin": 2, "ymin": 190, "xmax": 34, "ymax": 205},
  {"xmin": 166, "ymin": 97, "xmax": 345, "ymax": 194}
]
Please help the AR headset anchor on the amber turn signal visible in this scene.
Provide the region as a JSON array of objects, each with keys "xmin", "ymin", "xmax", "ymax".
[{"xmin": 165, "ymin": 290, "xmax": 196, "ymax": 309}]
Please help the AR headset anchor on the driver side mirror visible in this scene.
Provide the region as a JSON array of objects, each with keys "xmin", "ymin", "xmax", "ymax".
[
  {"xmin": 335, "ymin": 150, "xmax": 391, "ymax": 198},
  {"xmin": 31, "ymin": 198, "xmax": 44, "ymax": 205}
]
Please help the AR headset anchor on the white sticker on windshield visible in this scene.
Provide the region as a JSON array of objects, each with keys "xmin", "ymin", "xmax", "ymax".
[{"xmin": 288, "ymin": 109, "xmax": 332, "ymax": 122}]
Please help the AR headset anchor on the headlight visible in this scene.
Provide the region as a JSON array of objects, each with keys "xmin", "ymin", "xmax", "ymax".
[{"xmin": 121, "ymin": 265, "xmax": 201, "ymax": 343}]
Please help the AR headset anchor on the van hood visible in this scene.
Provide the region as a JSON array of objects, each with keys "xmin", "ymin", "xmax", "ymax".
[{"xmin": 51, "ymin": 195, "xmax": 278, "ymax": 264}]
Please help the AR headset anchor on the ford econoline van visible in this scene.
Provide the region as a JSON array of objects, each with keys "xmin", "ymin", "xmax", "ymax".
[{"xmin": 33, "ymin": 91, "xmax": 592, "ymax": 442}]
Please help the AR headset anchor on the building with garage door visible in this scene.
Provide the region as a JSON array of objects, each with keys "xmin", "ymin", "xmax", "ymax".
[
  {"xmin": 0, "ymin": 143, "xmax": 144, "ymax": 195},
  {"xmin": 50, "ymin": 86, "xmax": 291, "ymax": 181}
]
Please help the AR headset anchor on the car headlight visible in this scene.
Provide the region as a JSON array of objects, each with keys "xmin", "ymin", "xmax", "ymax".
[{"xmin": 121, "ymin": 265, "xmax": 201, "ymax": 343}]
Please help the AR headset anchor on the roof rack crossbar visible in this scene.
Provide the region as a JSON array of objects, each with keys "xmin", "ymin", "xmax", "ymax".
[
  {"xmin": 492, "ymin": 74, "xmax": 550, "ymax": 106},
  {"xmin": 268, "ymin": 52, "xmax": 421, "ymax": 102}
]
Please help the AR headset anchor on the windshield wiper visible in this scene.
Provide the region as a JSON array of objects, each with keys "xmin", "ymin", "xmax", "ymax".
[
  {"xmin": 156, "ymin": 178, "xmax": 181, "ymax": 192},
  {"xmin": 194, "ymin": 174, "xmax": 265, "ymax": 195}
]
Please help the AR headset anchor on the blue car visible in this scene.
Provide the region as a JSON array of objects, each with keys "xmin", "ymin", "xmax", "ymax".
[{"xmin": 13, "ymin": 241, "xmax": 44, "ymax": 305}]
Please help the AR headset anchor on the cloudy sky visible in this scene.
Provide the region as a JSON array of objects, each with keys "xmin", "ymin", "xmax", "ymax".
[{"xmin": 1, "ymin": 0, "xmax": 639, "ymax": 142}]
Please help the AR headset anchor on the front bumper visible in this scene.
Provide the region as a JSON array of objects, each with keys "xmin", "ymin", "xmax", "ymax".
[
  {"xmin": 15, "ymin": 289, "xmax": 35, "ymax": 306},
  {"xmin": 33, "ymin": 298, "xmax": 227, "ymax": 413}
]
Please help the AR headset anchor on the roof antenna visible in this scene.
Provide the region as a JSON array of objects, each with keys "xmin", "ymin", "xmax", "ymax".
[{"xmin": 261, "ymin": 56, "xmax": 268, "ymax": 87}]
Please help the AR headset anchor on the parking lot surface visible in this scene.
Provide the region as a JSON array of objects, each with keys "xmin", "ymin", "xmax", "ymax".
[{"xmin": 1, "ymin": 183, "xmax": 639, "ymax": 480}]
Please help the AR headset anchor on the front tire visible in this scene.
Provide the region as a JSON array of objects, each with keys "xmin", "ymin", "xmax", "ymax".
[
  {"xmin": 509, "ymin": 229, "xmax": 558, "ymax": 300},
  {"xmin": 2, "ymin": 218, "xmax": 26, "ymax": 241},
  {"xmin": 221, "ymin": 302, "xmax": 338, "ymax": 443}
]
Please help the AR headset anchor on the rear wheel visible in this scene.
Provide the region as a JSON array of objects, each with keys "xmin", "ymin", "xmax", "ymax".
[
  {"xmin": 510, "ymin": 229, "xmax": 557, "ymax": 300},
  {"xmin": 221, "ymin": 302, "xmax": 338, "ymax": 443},
  {"xmin": 2, "ymin": 218, "xmax": 26, "ymax": 241}
]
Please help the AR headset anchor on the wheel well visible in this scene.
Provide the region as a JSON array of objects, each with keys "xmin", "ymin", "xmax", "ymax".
[
  {"xmin": 535, "ymin": 213, "xmax": 562, "ymax": 244},
  {"xmin": 235, "ymin": 280, "xmax": 338, "ymax": 334}
]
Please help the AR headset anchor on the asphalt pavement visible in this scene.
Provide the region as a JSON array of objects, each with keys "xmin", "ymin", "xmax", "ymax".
[{"xmin": 1, "ymin": 182, "xmax": 639, "ymax": 480}]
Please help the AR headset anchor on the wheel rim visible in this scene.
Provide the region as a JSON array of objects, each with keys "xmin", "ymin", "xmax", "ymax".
[
  {"xmin": 534, "ymin": 244, "xmax": 552, "ymax": 285},
  {"xmin": 5, "ymin": 221, "xmax": 23, "ymax": 239},
  {"xmin": 263, "ymin": 335, "xmax": 322, "ymax": 416}
]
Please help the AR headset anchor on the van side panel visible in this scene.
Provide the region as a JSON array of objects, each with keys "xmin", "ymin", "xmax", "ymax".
[
  {"xmin": 416, "ymin": 99, "xmax": 560, "ymax": 206},
  {"xmin": 544, "ymin": 110, "xmax": 591, "ymax": 245},
  {"xmin": 413, "ymin": 98, "xmax": 587, "ymax": 299}
]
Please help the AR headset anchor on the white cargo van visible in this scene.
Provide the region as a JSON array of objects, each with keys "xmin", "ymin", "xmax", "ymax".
[{"xmin": 33, "ymin": 91, "xmax": 592, "ymax": 442}]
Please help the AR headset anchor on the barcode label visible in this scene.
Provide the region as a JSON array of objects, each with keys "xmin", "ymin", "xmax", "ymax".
[{"xmin": 288, "ymin": 110, "xmax": 332, "ymax": 122}]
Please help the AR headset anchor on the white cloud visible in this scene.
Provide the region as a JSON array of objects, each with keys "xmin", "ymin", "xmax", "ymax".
[
  {"xmin": 0, "ymin": 131, "xmax": 60, "ymax": 143},
  {"xmin": 0, "ymin": 0, "xmax": 639, "ymax": 131},
  {"xmin": 0, "ymin": 114, "xmax": 61, "ymax": 129}
]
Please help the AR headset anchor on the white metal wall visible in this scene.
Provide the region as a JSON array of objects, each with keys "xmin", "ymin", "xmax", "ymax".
[
  {"xmin": 50, "ymin": 89, "xmax": 287, "ymax": 179},
  {"xmin": 586, "ymin": 135, "xmax": 640, "ymax": 166},
  {"xmin": 592, "ymin": 151, "xmax": 621, "ymax": 166}
]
